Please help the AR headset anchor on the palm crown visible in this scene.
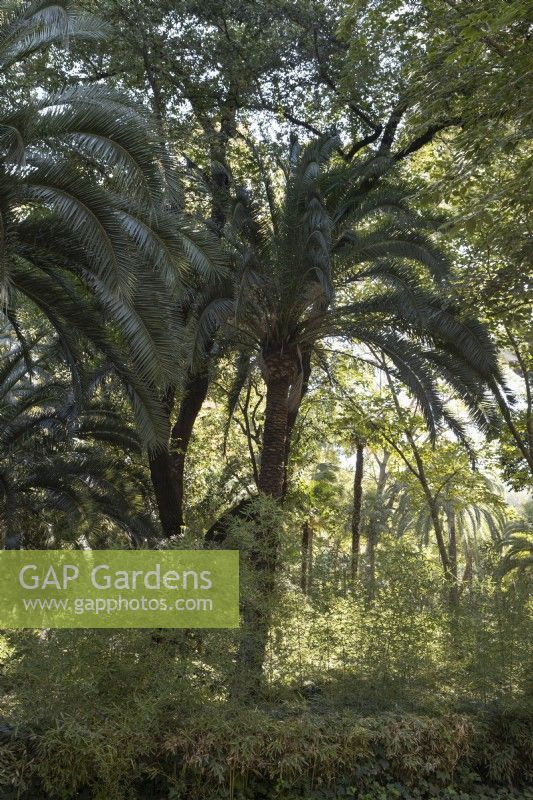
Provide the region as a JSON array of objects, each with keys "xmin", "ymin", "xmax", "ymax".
[
  {"xmin": 0, "ymin": 335, "xmax": 158, "ymax": 549},
  {"xmin": 0, "ymin": 0, "xmax": 224, "ymax": 448},
  {"xmin": 189, "ymin": 135, "xmax": 503, "ymax": 497}
]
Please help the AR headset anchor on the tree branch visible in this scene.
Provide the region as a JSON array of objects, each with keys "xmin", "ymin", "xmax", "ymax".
[
  {"xmin": 378, "ymin": 102, "xmax": 408, "ymax": 155},
  {"xmin": 393, "ymin": 119, "xmax": 462, "ymax": 162},
  {"xmin": 312, "ymin": 27, "xmax": 381, "ymax": 132}
]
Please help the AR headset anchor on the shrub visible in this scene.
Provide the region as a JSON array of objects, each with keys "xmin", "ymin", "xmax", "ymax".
[{"xmin": 1, "ymin": 704, "xmax": 531, "ymax": 799}]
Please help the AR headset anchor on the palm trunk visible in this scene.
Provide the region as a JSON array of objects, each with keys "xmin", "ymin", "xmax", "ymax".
[
  {"xmin": 149, "ymin": 447, "xmax": 182, "ymax": 538},
  {"xmin": 282, "ymin": 350, "xmax": 312, "ymax": 497},
  {"xmin": 235, "ymin": 356, "xmax": 294, "ymax": 698},
  {"xmin": 258, "ymin": 371, "xmax": 292, "ymax": 498},
  {"xmin": 170, "ymin": 372, "xmax": 209, "ymax": 530},
  {"xmin": 148, "ymin": 388, "xmax": 182, "ymax": 538},
  {"xmin": 149, "ymin": 102, "xmax": 227, "ymax": 537},
  {"xmin": 350, "ymin": 441, "xmax": 365, "ymax": 582}
]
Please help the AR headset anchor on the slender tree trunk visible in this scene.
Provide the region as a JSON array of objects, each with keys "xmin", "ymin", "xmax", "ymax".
[
  {"xmin": 383, "ymin": 366, "xmax": 452, "ymax": 580},
  {"xmin": 350, "ymin": 441, "xmax": 365, "ymax": 582},
  {"xmin": 427, "ymin": 494, "xmax": 450, "ymax": 577},
  {"xmin": 491, "ymin": 378, "xmax": 533, "ymax": 476},
  {"xmin": 170, "ymin": 372, "xmax": 209, "ymax": 530},
  {"xmin": 407, "ymin": 441, "xmax": 451, "ymax": 578},
  {"xmin": 366, "ymin": 451, "xmax": 389, "ymax": 599},
  {"xmin": 301, "ymin": 520, "xmax": 313, "ymax": 594},
  {"xmin": 447, "ymin": 508, "xmax": 459, "ymax": 608}
]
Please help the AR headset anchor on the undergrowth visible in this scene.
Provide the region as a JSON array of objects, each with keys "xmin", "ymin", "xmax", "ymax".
[{"xmin": 0, "ymin": 704, "xmax": 531, "ymax": 799}]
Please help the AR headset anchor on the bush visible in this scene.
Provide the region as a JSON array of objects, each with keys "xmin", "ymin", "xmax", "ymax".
[{"xmin": 1, "ymin": 703, "xmax": 531, "ymax": 799}]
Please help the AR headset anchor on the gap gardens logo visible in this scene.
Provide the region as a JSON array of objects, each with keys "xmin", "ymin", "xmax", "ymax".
[{"xmin": 0, "ymin": 551, "xmax": 239, "ymax": 628}]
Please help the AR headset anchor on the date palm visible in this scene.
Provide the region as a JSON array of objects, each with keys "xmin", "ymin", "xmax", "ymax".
[
  {"xmin": 191, "ymin": 135, "xmax": 503, "ymax": 500},
  {"xmin": 0, "ymin": 0, "xmax": 223, "ymax": 448},
  {"xmin": 0, "ymin": 340, "xmax": 158, "ymax": 549},
  {"xmin": 188, "ymin": 134, "xmax": 505, "ymax": 693},
  {"xmin": 498, "ymin": 521, "xmax": 533, "ymax": 576}
]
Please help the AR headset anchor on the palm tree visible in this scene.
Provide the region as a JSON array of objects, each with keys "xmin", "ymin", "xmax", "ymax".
[
  {"xmin": 192, "ymin": 134, "xmax": 502, "ymax": 499},
  {"xmin": 148, "ymin": 283, "xmax": 220, "ymax": 538},
  {"xmin": 188, "ymin": 133, "xmax": 504, "ymax": 690},
  {"xmin": 498, "ymin": 521, "xmax": 533, "ymax": 577},
  {"xmin": 0, "ymin": 339, "xmax": 157, "ymax": 549},
  {"xmin": 0, "ymin": 0, "xmax": 224, "ymax": 452},
  {"xmin": 391, "ymin": 475, "xmax": 508, "ymax": 596}
]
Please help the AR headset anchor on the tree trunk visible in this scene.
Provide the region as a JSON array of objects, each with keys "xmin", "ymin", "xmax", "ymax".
[
  {"xmin": 427, "ymin": 495, "xmax": 451, "ymax": 578},
  {"xmin": 149, "ymin": 446, "xmax": 182, "ymax": 538},
  {"xmin": 301, "ymin": 520, "xmax": 313, "ymax": 595},
  {"xmin": 150, "ymin": 106, "xmax": 229, "ymax": 537},
  {"xmin": 365, "ymin": 451, "xmax": 389, "ymax": 599},
  {"xmin": 350, "ymin": 441, "xmax": 365, "ymax": 582},
  {"xmin": 170, "ymin": 372, "xmax": 209, "ymax": 530},
  {"xmin": 492, "ymin": 379, "xmax": 533, "ymax": 477},
  {"xmin": 148, "ymin": 388, "xmax": 182, "ymax": 538},
  {"xmin": 408, "ymin": 440, "xmax": 451, "ymax": 579},
  {"xmin": 149, "ymin": 373, "xmax": 208, "ymax": 538},
  {"xmin": 234, "ymin": 355, "xmax": 294, "ymax": 699},
  {"xmin": 447, "ymin": 507, "xmax": 459, "ymax": 608},
  {"xmin": 383, "ymin": 369, "xmax": 452, "ymax": 582},
  {"xmin": 258, "ymin": 370, "xmax": 292, "ymax": 499},
  {"xmin": 282, "ymin": 349, "xmax": 312, "ymax": 497},
  {"xmin": 209, "ymin": 107, "xmax": 234, "ymax": 231}
]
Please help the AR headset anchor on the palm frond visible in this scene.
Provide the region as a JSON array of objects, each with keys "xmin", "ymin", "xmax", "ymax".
[{"xmin": 0, "ymin": 1, "xmax": 106, "ymax": 69}]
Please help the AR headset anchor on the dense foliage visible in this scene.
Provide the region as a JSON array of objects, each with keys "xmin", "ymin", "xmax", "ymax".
[{"xmin": 0, "ymin": 0, "xmax": 531, "ymax": 797}]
